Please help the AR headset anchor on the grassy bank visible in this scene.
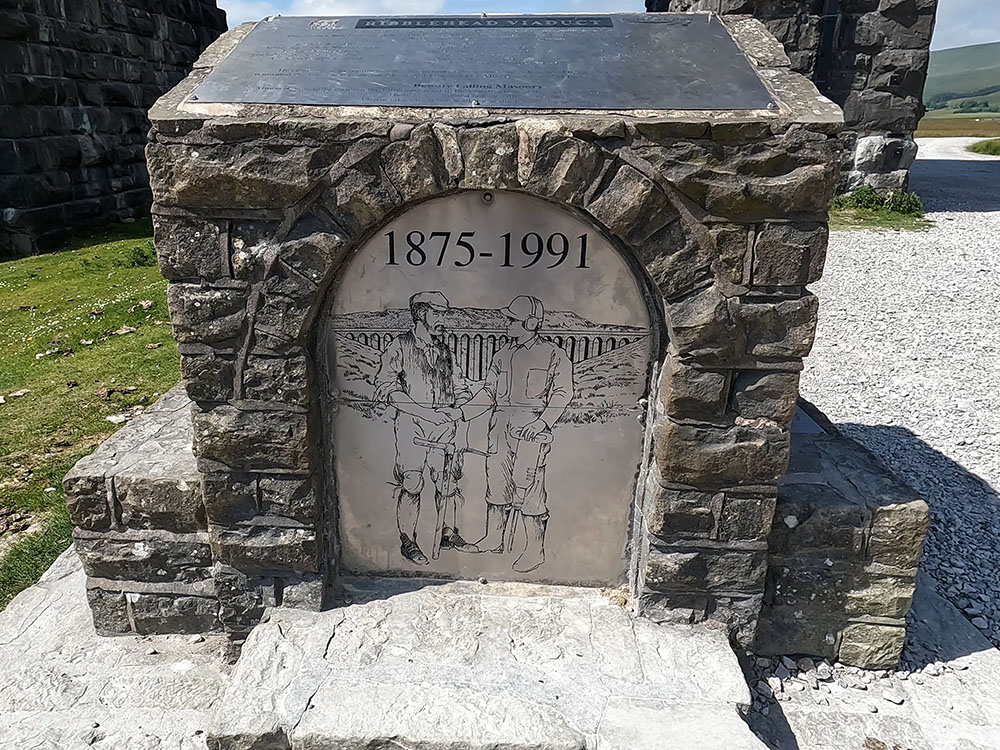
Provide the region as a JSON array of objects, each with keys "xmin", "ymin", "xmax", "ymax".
[
  {"xmin": 0, "ymin": 221, "xmax": 179, "ymax": 607},
  {"xmin": 968, "ymin": 138, "xmax": 1000, "ymax": 156},
  {"xmin": 829, "ymin": 187, "xmax": 931, "ymax": 232}
]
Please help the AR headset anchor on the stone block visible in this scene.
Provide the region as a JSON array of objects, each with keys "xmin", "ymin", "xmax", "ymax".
[
  {"xmin": 853, "ymin": 134, "xmax": 918, "ymax": 173},
  {"xmin": 202, "ymin": 472, "xmax": 259, "ymax": 525},
  {"xmin": 167, "ymin": 283, "xmax": 247, "ymax": 345},
  {"xmin": 211, "ymin": 524, "xmax": 320, "ymax": 572},
  {"xmin": 63, "ymin": 469, "xmax": 112, "ymax": 530},
  {"xmin": 838, "ymin": 621, "xmax": 906, "ymax": 670},
  {"xmin": 254, "ymin": 278, "xmax": 317, "ymax": 344},
  {"xmin": 841, "ymin": 89, "xmax": 921, "ymax": 133},
  {"xmin": 665, "ymin": 285, "xmax": 742, "ymax": 367},
  {"xmin": 244, "ymin": 351, "xmax": 311, "ymax": 406},
  {"xmin": 279, "ymin": 572, "xmax": 325, "ymax": 610},
  {"xmin": 114, "ymin": 457, "xmax": 205, "ymax": 533},
  {"xmin": 274, "ymin": 231, "xmax": 345, "ymax": 288},
  {"xmin": 869, "ymin": 500, "xmax": 929, "ymax": 573},
  {"xmin": 180, "ymin": 347, "xmax": 236, "ymax": 403},
  {"xmin": 660, "ymin": 358, "xmax": 730, "ymax": 422},
  {"xmin": 126, "ymin": 591, "xmax": 221, "ymax": 635},
  {"xmin": 770, "ymin": 482, "xmax": 866, "ymax": 555},
  {"xmin": 321, "ymin": 143, "xmax": 400, "ymax": 236},
  {"xmin": 701, "ymin": 165, "xmax": 837, "ymax": 221},
  {"xmin": 192, "ymin": 405, "xmax": 313, "ymax": 472},
  {"xmin": 737, "ymin": 294, "xmax": 819, "ymax": 360},
  {"xmin": 644, "ymin": 484, "xmax": 723, "ymax": 540},
  {"xmin": 637, "ymin": 219, "xmax": 714, "ymax": 301},
  {"xmin": 586, "ymin": 164, "xmax": 675, "ymax": 245},
  {"xmin": 645, "ymin": 545, "xmax": 768, "ymax": 594},
  {"xmin": 708, "ymin": 223, "xmax": 752, "ymax": 287},
  {"xmin": 717, "ymin": 493, "xmax": 777, "ymax": 543},
  {"xmin": 153, "ymin": 215, "xmax": 227, "ymax": 281},
  {"xmin": 74, "ymin": 529, "xmax": 212, "ymax": 584},
  {"xmin": 381, "ymin": 123, "xmax": 454, "ymax": 203},
  {"xmin": 516, "ymin": 123, "xmax": 606, "ymax": 204},
  {"xmin": 845, "ymin": 575, "xmax": 916, "ymax": 619},
  {"xmin": 86, "ymin": 585, "xmax": 132, "ymax": 635},
  {"xmin": 458, "ymin": 124, "xmax": 519, "ymax": 190},
  {"xmin": 213, "ymin": 563, "xmax": 266, "ymax": 634},
  {"xmin": 655, "ymin": 418, "xmax": 790, "ymax": 489},
  {"xmin": 259, "ymin": 475, "xmax": 319, "ymax": 524},
  {"xmin": 753, "ymin": 608, "xmax": 839, "ymax": 660},
  {"xmin": 751, "ymin": 222, "xmax": 828, "ymax": 286},
  {"xmin": 730, "ymin": 370, "xmax": 800, "ymax": 425},
  {"xmin": 148, "ymin": 142, "xmax": 345, "ymax": 209}
]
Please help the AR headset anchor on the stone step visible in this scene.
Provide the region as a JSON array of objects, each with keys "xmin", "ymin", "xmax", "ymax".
[
  {"xmin": 62, "ymin": 385, "xmax": 221, "ymax": 635},
  {"xmin": 209, "ymin": 578, "xmax": 768, "ymax": 749}
]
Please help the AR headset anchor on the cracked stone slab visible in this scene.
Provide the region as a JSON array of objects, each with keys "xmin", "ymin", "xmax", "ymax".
[
  {"xmin": 0, "ymin": 549, "xmax": 229, "ymax": 749},
  {"xmin": 209, "ymin": 578, "xmax": 766, "ymax": 749}
]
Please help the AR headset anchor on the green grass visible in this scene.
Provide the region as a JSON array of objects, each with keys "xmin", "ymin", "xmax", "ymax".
[
  {"xmin": 0, "ymin": 221, "xmax": 179, "ymax": 608},
  {"xmin": 830, "ymin": 186, "xmax": 931, "ymax": 232},
  {"xmin": 968, "ymin": 138, "xmax": 1000, "ymax": 156}
]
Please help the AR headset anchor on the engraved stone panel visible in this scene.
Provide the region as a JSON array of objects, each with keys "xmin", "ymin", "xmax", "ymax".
[
  {"xmin": 320, "ymin": 191, "xmax": 657, "ymax": 585},
  {"xmin": 192, "ymin": 13, "xmax": 774, "ymax": 110}
]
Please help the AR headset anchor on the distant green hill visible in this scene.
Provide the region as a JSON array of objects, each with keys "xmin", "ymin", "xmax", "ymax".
[{"xmin": 924, "ymin": 41, "xmax": 1000, "ymax": 111}]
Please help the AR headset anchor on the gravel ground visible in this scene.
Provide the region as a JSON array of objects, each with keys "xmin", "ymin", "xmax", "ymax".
[{"xmin": 801, "ymin": 137, "xmax": 1000, "ymax": 647}]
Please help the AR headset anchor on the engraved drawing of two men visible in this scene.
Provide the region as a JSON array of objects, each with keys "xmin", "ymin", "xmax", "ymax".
[{"xmin": 372, "ymin": 290, "xmax": 573, "ymax": 573}]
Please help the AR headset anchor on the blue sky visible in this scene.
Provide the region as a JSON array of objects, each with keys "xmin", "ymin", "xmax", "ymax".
[{"xmin": 218, "ymin": 0, "xmax": 999, "ymax": 51}]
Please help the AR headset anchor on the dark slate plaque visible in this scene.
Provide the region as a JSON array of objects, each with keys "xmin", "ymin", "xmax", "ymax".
[{"xmin": 192, "ymin": 13, "xmax": 774, "ymax": 111}]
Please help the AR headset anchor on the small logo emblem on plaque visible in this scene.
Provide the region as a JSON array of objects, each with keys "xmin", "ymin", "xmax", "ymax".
[{"xmin": 310, "ymin": 19, "xmax": 340, "ymax": 29}]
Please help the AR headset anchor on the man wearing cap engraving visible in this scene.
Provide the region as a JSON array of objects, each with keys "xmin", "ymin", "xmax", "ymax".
[
  {"xmin": 373, "ymin": 291, "xmax": 477, "ymax": 566},
  {"xmin": 474, "ymin": 295, "xmax": 574, "ymax": 572}
]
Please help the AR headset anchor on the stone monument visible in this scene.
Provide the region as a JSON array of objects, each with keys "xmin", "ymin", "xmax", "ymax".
[
  {"xmin": 67, "ymin": 14, "xmax": 841, "ymax": 656},
  {"xmin": 65, "ymin": 12, "xmax": 846, "ymax": 651},
  {"xmin": 58, "ymin": 11, "xmax": 938, "ymax": 743}
]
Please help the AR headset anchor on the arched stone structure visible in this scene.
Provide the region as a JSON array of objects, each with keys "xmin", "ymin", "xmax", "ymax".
[{"xmin": 65, "ymin": 17, "xmax": 842, "ymax": 649}]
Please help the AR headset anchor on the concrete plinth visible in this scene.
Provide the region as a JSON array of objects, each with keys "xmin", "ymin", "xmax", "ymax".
[{"xmin": 208, "ymin": 579, "xmax": 766, "ymax": 749}]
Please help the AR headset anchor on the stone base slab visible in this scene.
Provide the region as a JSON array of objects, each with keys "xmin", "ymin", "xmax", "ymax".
[
  {"xmin": 0, "ymin": 549, "xmax": 229, "ymax": 749},
  {"xmin": 208, "ymin": 578, "xmax": 767, "ymax": 749}
]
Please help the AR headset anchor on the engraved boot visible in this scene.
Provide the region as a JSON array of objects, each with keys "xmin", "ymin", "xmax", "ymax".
[
  {"xmin": 399, "ymin": 533, "xmax": 429, "ymax": 565},
  {"xmin": 474, "ymin": 503, "xmax": 508, "ymax": 553},
  {"xmin": 512, "ymin": 513, "xmax": 547, "ymax": 573},
  {"xmin": 441, "ymin": 526, "xmax": 478, "ymax": 553}
]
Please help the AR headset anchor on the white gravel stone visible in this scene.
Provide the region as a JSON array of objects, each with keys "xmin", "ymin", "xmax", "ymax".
[{"xmin": 802, "ymin": 138, "xmax": 1000, "ymax": 649}]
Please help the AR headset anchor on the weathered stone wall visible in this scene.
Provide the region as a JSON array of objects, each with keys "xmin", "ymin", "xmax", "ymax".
[
  {"xmin": 756, "ymin": 403, "xmax": 928, "ymax": 669},
  {"xmin": 0, "ymin": 0, "xmax": 227, "ymax": 258},
  {"xmin": 65, "ymin": 18, "xmax": 842, "ymax": 650},
  {"xmin": 654, "ymin": 1, "xmax": 938, "ymax": 192}
]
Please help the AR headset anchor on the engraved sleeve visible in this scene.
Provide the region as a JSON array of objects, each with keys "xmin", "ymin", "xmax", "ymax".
[
  {"xmin": 483, "ymin": 349, "xmax": 503, "ymax": 402},
  {"xmin": 540, "ymin": 345, "xmax": 573, "ymax": 428},
  {"xmin": 372, "ymin": 338, "xmax": 404, "ymax": 402}
]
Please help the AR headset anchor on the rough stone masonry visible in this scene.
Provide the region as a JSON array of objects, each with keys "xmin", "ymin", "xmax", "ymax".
[
  {"xmin": 65, "ymin": 16, "xmax": 849, "ymax": 654},
  {"xmin": 654, "ymin": 1, "xmax": 939, "ymax": 193},
  {"xmin": 0, "ymin": 0, "xmax": 227, "ymax": 258}
]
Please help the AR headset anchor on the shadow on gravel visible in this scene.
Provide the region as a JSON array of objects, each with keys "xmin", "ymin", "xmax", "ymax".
[{"xmin": 910, "ymin": 158, "xmax": 1000, "ymax": 213}]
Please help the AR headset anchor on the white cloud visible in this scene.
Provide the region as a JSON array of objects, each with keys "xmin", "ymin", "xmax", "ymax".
[
  {"xmin": 290, "ymin": 0, "xmax": 445, "ymax": 15},
  {"xmin": 218, "ymin": 0, "xmax": 281, "ymax": 26},
  {"xmin": 931, "ymin": 0, "xmax": 1000, "ymax": 50}
]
